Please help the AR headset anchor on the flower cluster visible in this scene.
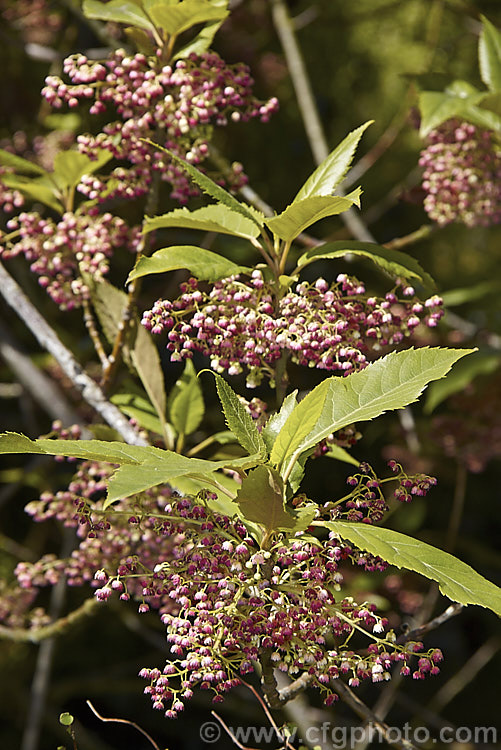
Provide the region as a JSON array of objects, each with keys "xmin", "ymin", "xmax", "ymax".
[
  {"xmin": 128, "ymin": 494, "xmax": 442, "ymax": 718},
  {"xmin": 1, "ymin": 209, "xmax": 141, "ymax": 309},
  {"xmin": 419, "ymin": 119, "xmax": 501, "ymax": 226},
  {"xmin": 322, "ymin": 460, "xmax": 438, "ymax": 525},
  {"xmin": 142, "ymin": 271, "xmax": 443, "ymax": 387},
  {"xmin": 42, "ymin": 50, "xmax": 278, "ymax": 203}
]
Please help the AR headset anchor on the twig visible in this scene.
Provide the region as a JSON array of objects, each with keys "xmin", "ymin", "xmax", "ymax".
[
  {"xmin": 0, "ymin": 597, "xmax": 101, "ymax": 643},
  {"xmin": 269, "ymin": 0, "xmax": 375, "ymax": 243},
  {"xmin": 331, "ymin": 679, "xmax": 418, "ymax": 750},
  {"xmin": 397, "ymin": 602, "xmax": 463, "ymax": 645},
  {"xmin": 0, "ymin": 318, "xmax": 83, "ymax": 427},
  {"xmin": 211, "ymin": 710, "xmax": 259, "ymax": 750},
  {"xmin": 0, "ymin": 261, "xmax": 148, "ymax": 446},
  {"xmin": 239, "ymin": 678, "xmax": 294, "ymax": 750},
  {"xmin": 383, "ymin": 225, "xmax": 434, "ymax": 252},
  {"xmin": 277, "ymin": 671, "xmax": 313, "ymax": 704},
  {"xmin": 86, "ymin": 700, "xmax": 161, "ymax": 750},
  {"xmin": 82, "ymin": 298, "xmax": 109, "ymax": 367}
]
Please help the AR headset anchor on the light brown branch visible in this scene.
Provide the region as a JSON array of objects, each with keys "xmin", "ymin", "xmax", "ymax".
[
  {"xmin": 0, "ymin": 597, "xmax": 101, "ymax": 643},
  {"xmin": 86, "ymin": 700, "xmax": 161, "ymax": 750}
]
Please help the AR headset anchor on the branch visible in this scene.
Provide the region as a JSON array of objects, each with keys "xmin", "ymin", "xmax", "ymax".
[
  {"xmin": 259, "ymin": 647, "xmax": 283, "ymax": 708},
  {"xmin": 86, "ymin": 700, "xmax": 161, "ymax": 750},
  {"xmin": 0, "ymin": 261, "xmax": 148, "ymax": 446},
  {"xmin": 0, "ymin": 597, "xmax": 101, "ymax": 643},
  {"xmin": 331, "ymin": 679, "xmax": 418, "ymax": 750},
  {"xmin": 397, "ymin": 602, "xmax": 463, "ymax": 645}
]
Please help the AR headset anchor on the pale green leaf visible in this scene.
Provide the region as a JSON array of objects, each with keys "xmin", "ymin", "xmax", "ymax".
[
  {"xmin": 270, "ymin": 348, "xmax": 476, "ymax": 479},
  {"xmin": 213, "ymin": 373, "xmax": 267, "ymax": 457},
  {"xmin": 236, "ymin": 465, "xmax": 307, "ymax": 533},
  {"xmin": 265, "ymin": 190, "xmax": 361, "ymax": 243},
  {"xmin": 261, "ymin": 391, "xmax": 298, "ymax": 454},
  {"xmin": 143, "ymin": 141, "xmax": 264, "ymax": 228},
  {"xmin": 173, "ymin": 0, "xmax": 228, "ymax": 59},
  {"xmin": 322, "ymin": 521, "xmax": 501, "ymax": 617},
  {"xmin": 293, "ymin": 121, "xmax": 372, "ymax": 203},
  {"xmin": 83, "ymin": 0, "xmax": 155, "ymax": 31},
  {"xmin": 323, "ymin": 444, "xmax": 360, "ymax": 467},
  {"xmin": 0, "ymin": 174, "xmax": 63, "ymax": 213},
  {"xmin": 143, "ymin": 204, "xmax": 260, "ymax": 240},
  {"xmin": 111, "ymin": 392, "xmax": 165, "ymax": 434},
  {"xmin": 296, "ymin": 240, "xmax": 435, "ymax": 291},
  {"xmin": 145, "ymin": 0, "xmax": 228, "ymax": 36},
  {"xmin": 0, "ymin": 149, "xmax": 46, "ymax": 175},
  {"xmin": 479, "ymin": 16, "xmax": 501, "ymax": 92},
  {"xmin": 441, "ymin": 280, "xmax": 501, "ymax": 307},
  {"xmin": 168, "ymin": 360, "xmax": 205, "ymax": 435},
  {"xmin": 128, "ymin": 245, "xmax": 250, "ymax": 283},
  {"xmin": 418, "ymin": 89, "xmax": 501, "ymax": 136},
  {"xmin": 53, "ymin": 150, "xmax": 112, "ymax": 190},
  {"xmin": 0, "ymin": 432, "xmax": 157, "ymax": 464},
  {"xmin": 424, "ymin": 352, "xmax": 501, "ymax": 413}
]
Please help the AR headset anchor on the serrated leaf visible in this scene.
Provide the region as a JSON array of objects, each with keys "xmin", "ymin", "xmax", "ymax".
[
  {"xmin": 323, "ymin": 444, "xmax": 360, "ymax": 467},
  {"xmin": 424, "ymin": 352, "xmax": 501, "ymax": 413},
  {"xmin": 213, "ymin": 374, "xmax": 267, "ymax": 457},
  {"xmin": 321, "ymin": 521, "xmax": 501, "ymax": 617},
  {"xmin": 53, "ymin": 150, "xmax": 112, "ymax": 191},
  {"xmin": 479, "ymin": 16, "xmax": 501, "ymax": 92},
  {"xmin": 144, "ymin": 204, "xmax": 260, "ymax": 240},
  {"xmin": 83, "ymin": 0, "xmax": 155, "ymax": 31},
  {"xmin": 265, "ymin": 190, "xmax": 361, "ymax": 243},
  {"xmin": 128, "ymin": 245, "xmax": 250, "ymax": 283},
  {"xmin": 236, "ymin": 465, "xmax": 301, "ymax": 532},
  {"xmin": 145, "ymin": 0, "xmax": 228, "ymax": 36},
  {"xmin": 418, "ymin": 89, "xmax": 501, "ymax": 136},
  {"xmin": 296, "ymin": 240, "xmax": 435, "ymax": 291},
  {"xmin": 0, "ymin": 149, "xmax": 46, "ymax": 175},
  {"xmin": 105, "ymin": 451, "xmax": 263, "ymax": 506},
  {"xmin": 293, "ymin": 121, "xmax": 372, "ymax": 203},
  {"xmin": 270, "ymin": 348, "xmax": 476, "ymax": 480},
  {"xmin": 261, "ymin": 391, "xmax": 298, "ymax": 454},
  {"xmin": 0, "ymin": 433, "xmax": 156, "ymax": 463},
  {"xmin": 143, "ymin": 141, "xmax": 264, "ymax": 228},
  {"xmin": 168, "ymin": 360, "xmax": 205, "ymax": 435},
  {"xmin": 0, "ymin": 174, "xmax": 64, "ymax": 213},
  {"xmin": 111, "ymin": 392, "xmax": 165, "ymax": 434}
]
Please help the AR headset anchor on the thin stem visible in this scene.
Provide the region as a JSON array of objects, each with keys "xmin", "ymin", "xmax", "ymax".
[
  {"xmin": 82, "ymin": 298, "xmax": 109, "ymax": 367},
  {"xmin": 383, "ymin": 224, "xmax": 434, "ymax": 252},
  {"xmin": 86, "ymin": 701, "xmax": 161, "ymax": 750},
  {"xmin": 0, "ymin": 261, "xmax": 148, "ymax": 446},
  {"xmin": 211, "ymin": 711, "xmax": 259, "ymax": 750},
  {"xmin": 0, "ymin": 597, "xmax": 101, "ymax": 643}
]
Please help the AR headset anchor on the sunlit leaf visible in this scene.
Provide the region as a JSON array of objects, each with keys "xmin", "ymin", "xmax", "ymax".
[
  {"xmin": 168, "ymin": 359, "xmax": 205, "ymax": 435},
  {"xmin": 479, "ymin": 16, "xmax": 501, "ymax": 92},
  {"xmin": 265, "ymin": 190, "xmax": 361, "ymax": 243},
  {"xmin": 0, "ymin": 149, "xmax": 46, "ymax": 175},
  {"xmin": 144, "ymin": 0, "xmax": 228, "ymax": 36},
  {"xmin": 212, "ymin": 373, "xmax": 267, "ymax": 458},
  {"xmin": 83, "ymin": 0, "xmax": 155, "ymax": 31},
  {"xmin": 143, "ymin": 204, "xmax": 260, "ymax": 240},
  {"xmin": 128, "ymin": 245, "xmax": 250, "ymax": 283},
  {"xmin": 321, "ymin": 521, "xmax": 501, "ymax": 617}
]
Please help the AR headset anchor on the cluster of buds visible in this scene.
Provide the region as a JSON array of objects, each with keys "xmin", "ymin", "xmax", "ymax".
[
  {"xmin": 142, "ymin": 271, "xmax": 443, "ymax": 387},
  {"xmin": 419, "ymin": 119, "xmax": 501, "ymax": 226},
  {"xmin": 1, "ymin": 209, "xmax": 141, "ymax": 309},
  {"xmin": 42, "ymin": 50, "xmax": 278, "ymax": 203},
  {"xmin": 322, "ymin": 460, "xmax": 438, "ymax": 525},
  {"xmin": 127, "ymin": 494, "xmax": 443, "ymax": 718}
]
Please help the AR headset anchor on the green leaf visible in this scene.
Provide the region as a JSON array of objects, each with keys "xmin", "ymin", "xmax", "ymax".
[
  {"xmin": 173, "ymin": 0, "xmax": 228, "ymax": 60},
  {"xmin": 296, "ymin": 240, "xmax": 435, "ymax": 291},
  {"xmin": 270, "ymin": 347, "xmax": 476, "ymax": 480},
  {"xmin": 105, "ymin": 451, "xmax": 262, "ymax": 506},
  {"xmin": 213, "ymin": 373, "xmax": 267, "ymax": 458},
  {"xmin": 0, "ymin": 149, "xmax": 46, "ymax": 175},
  {"xmin": 144, "ymin": 204, "xmax": 260, "ymax": 240},
  {"xmin": 0, "ymin": 432, "xmax": 156, "ymax": 464},
  {"xmin": 479, "ymin": 16, "xmax": 501, "ymax": 92},
  {"xmin": 321, "ymin": 521, "xmax": 501, "ymax": 617},
  {"xmin": 89, "ymin": 278, "xmax": 167, "ymax": 430},
  {"xmin": 111, "ymin": 392, "xmax": 165, "ymax": 434},
  {"xmin": 235, "ymin": 465, "xmax": 313, "ymax": 533},
  {"xmin": 52, "ymin": 150, "xmax": 112, "ymax": 191},
  {"xmin": 323, "ymin": 444, "xmax": 360, "ymax": 467},
  {"xmin": 418, "ymin": 89, "xmax": 501, "ymax": 137},
  {"xmin": 142, "ymin": 141, "xmax": 264, "ymax": 228},
  {"xmin": 0, "ymin": 174, "xmax": 64, "ymax": 213},
  {"xmin": 127, "ymin": 245, "xmax": 250, "ymax": 283},
  {"xmin": 424, "ymin": 352, "xmax": 501, "ymax": 413},
  {"xmin": 168, "ymin": 360, "xmax": 205, "ymax": 435},
  {"xmin": 293, "ymin": 121, "xmax": 373, "ymax": 203},
  {"xmin": 265, "ymin": 190, "xmax": 361, "ymax": 244},
  {"xmin": 59, "ymin": 713, "xmax": 74, "ymax": 727},
  {"xmin": 83, "ymin": 0, "xmax": 155, "ymax": 31},
  {"xmin": 144, "ymin": 0, "xmax": 228, "ymax": 36},
  {"xmin": 261, "ymin": 391, "xmax": 298, "ymax": 454}
]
